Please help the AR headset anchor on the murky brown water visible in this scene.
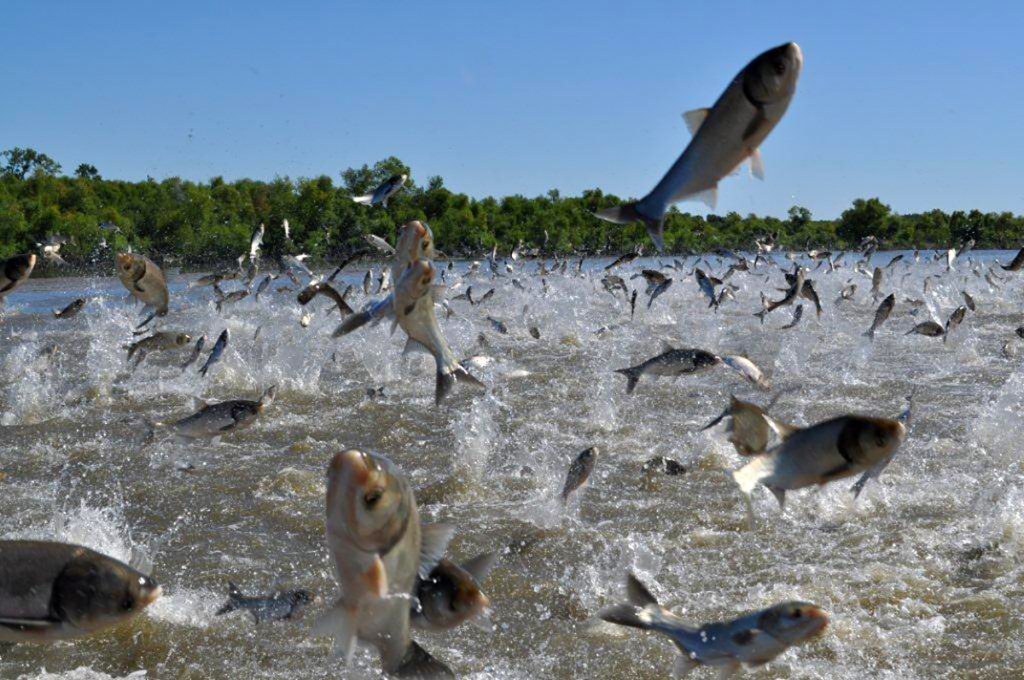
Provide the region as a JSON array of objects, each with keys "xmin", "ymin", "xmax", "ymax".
[{"xmin": 2, "ymin": 252, "xmax": 1024, "ymax": 679}]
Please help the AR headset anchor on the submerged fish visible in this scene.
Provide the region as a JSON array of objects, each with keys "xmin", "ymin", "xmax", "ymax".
[
  {"xmin": 148, "ymin": 385, "xmax": 276, "ymax": 441},
  {"xmin": 313, "ymin": 449, "xmax": 454, "ymax": 677},
  {"xmin": 595, "ymin": 43, "xmax": 802, "ymax": 249},
  {"xmin": 561, "ymin": 447, "xmax": 598, "ymax": 502},
  {"xmin": 600, "ymin": 574, "xmax": 827, "ymax": 678},
  {"xmin": 615, "ymin": 346, "xmax": 720, "ymax": 395},
  {"xmin": 0, "ymin": 540, "xmax": 161, "ymax": 642},
  {"xmin": 216, "ymin": 582, "xmax": 314, "ymax": 624}
]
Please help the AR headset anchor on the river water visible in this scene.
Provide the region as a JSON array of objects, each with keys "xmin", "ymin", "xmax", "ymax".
[{"xmin": 1, "ymin": 251, "xmax": 1023, "ymax": 679}]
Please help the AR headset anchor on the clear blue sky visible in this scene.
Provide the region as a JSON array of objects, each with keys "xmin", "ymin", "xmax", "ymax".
[{"xmin": 3, "ymin": 2, "xmax": 1021, "ymax": 219}]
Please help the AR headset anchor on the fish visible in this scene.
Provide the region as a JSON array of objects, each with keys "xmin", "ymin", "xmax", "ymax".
[
  {"xmin": 594, "ymin": 43, "xmax": 803, "ymax": 250},
  {"xmin": 53, "ymin": 297, "xmax": 86, "ymax": 319},
  {"xmin": 0, "ymin": 540, "xmax": 161, "ymax": 642},
  {"xmin": 886, "ymin": 254, "xmax": 904, "ymax": 268},
  {"xmin": 125, "ymin": 331, "xmax": 192, "ymax": 368},
  {"xmin": 870, "ymin": 267, "xmax": 883, "ymax": 300},
  {"xmin": 255, "ymin": 274, "xmax": 275, "ymax": 300},
  {"xmin": 412, "ymin": 553, "xmax": 497, "ymax": 633},
  {"xmin": 248, "ymin": 223, "xmax": 264, "ymax": 262},
  {"xmin": 190, "ymin": 272, "xmax": 226, "ymax": 289},
  {"xmin": 702, "ymin": 394, "xmax": 794, "ymax": 455},
  {"xmin": 850, "ymin": 393, "xmax": 914, "ymax": 499},
  {"xmin": 764, "ymin": 267, "xmax": 804, "ymax": 313},
  {"xmin": 944, "ymin": 305, "xmax": 967, "ymax": 342},
  {"xmin": 561, "ymin": 447, "xmax": 598, "ymax": 502},
  {"xmin": 38, "ymin": 234, "xmax": 70, "ymax": 265},
  {"xmin": 641, "ymin": 456, "xmax": 686, "ymax": 476},
  {"xmin": 115, "ymin": 252, "xmax": 169, "ymax": 324},
  {"xmin": 799, "ymin": 280, "xmax": 822, "ymax": 317},
  {"xmin": 601, "ymin": 275, "xmax": 628, "ymax": 298},
  {"xmin": 394, "ymin": 260, "xmax": 484, "ymax": 404},
  {"xmin": 365, "ymin": 233, "xmax": 396, "ymax": 255},
  {"xmin": 615, "ymin": 346, "xmax": 720, "ymax": 395},
  {"xmin": 474, "ymin": 289, "xmax": 496, "ymax": 306},
  {"xmin": 733, "ymin": 414, "xmax": 906, "ymax": 508},
  {"xmin": 362, "ymin": 270, "xmax": 373, "ymax": 295},
  {"xmin": 779, "ymin": 304, "xmax": 803, "ymax": 330},
  {"xmin": 148, "ymin": 385, "xmax": 276, "ymax": 441},
  {"xmin": 313, "ymin": 449, "xmax": 454, "ymax": 677},
  {"xmin": 199, "ymin": 329, "xmax": 229, "ymax": 377},
  {"xmin": 180, "ymin": 334, "xmax": 207, "ymax": 371},
  {"xmin": 297, "ymin": 282, "xmax": 354, "ymax": 315},
  {"xmin": 529, "ymin": 326, "xmax": 540, "ymax": 339},
  {"xmin": 216, "ymin": 582, "xmax": 314, "ymax": 624},
  {"xmin": 865, "ymin": 293, "xmax": 895, "ymax": 340},
  {"xmin": 629, "ymin": 290, "xmax": 638, "ymax": 318},
  {"xmin": 604, "ymin": 252, "xmax": 639, "ymax": 271},
  {"xmin": 1001, "ymin": 248, "xmax": 1024, "ymax": 272},
  {"xmin": 906, "ymin": 320, "xmax": 944, "ymax": 337},
  {"xmin": 351, "ymin": 173, "xmax": 407, "ymax": 208},
  {"xmin": 486, "ymin": 317, "xmax": 509, "ymax": 335},
  {"xmin": 962, "ymin": 291, "xmax": 976, "ymax": 311},
  {"xmin": 646, "ymin": 278, "xmax": 673, "ymax": 308},
  {"xmin": 720, "ymin": 355, "xmax": 770, "ymax": 389},
  {"xmin": 599, "ymin": 574, "xmax": 827, "ymax": 678},
  {"xmin": 0, "ymin": 253, "xmax": 37, "ymax": 304},
  {"xmin": 213, "ymin": 283, "xmax": 249, "ymax": 312},
  {"xmin": 694, "ymin": 268, "xmax": 717, "ymax": 306},
  {"xmin": 836, "ymin": 283, "xmax": 856, "ymax": 303}
]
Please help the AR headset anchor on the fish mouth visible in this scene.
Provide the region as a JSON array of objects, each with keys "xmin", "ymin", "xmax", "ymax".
[
  {"xmin": 141, "ymin": 585, "xmax": 163, "ymax": 607},
  {"xmin": 785, "ymin": 42, "xmax": 803, "ymax": 66},
  {"xmin": 804, "ymin": 606, "xmax": 829, "ymax": 636}
]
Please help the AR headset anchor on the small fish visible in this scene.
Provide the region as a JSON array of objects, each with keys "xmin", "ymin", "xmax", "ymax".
[
  {"xmin": 694, "ymin": 268, "xmax": 717, "ymax": 306},
  {"xmin": 351, "ymin": 174, "xmax": 407, "ymax": 208},
  {"xmin": 561, "ymin": 447, "xmax": 598, "ymax": 502},
  {"xmin": 871, "ymin": 267, "xmax": 883, "ymax": 300},
  {"xmin": 779, "ymin": 304, "xmax": 803, "ymax": 330},
  {"xmin": 764, "ymin": 267, "xmax": 804, "ymax": 314},
  {"xmin": 199, "ymin": 329, "xmax": 229, "ymax": 377},
  {"xmin": 181, "ymin": 334, "xmax": 207, "ymax": 371},
  {"xmin": 962, "ymin": 291, "xmax": 976, "ymax": 311},
  {"xmin": 297, "ymin": 282, "xmax": 354, "ymax": 315},
  {"xmin": 216, "ymin": 582, "xmax": 314, "ymax": 624},
  {"xmin": 125, "ymin": 331, "xmax": 192, "ymax": 368},
  {"xmin": 720, "ymin": 355, "xmax": 770, "ymax": 389},
  {"xmin": 148, "ymin": 385, "xmax": 276, "ymax": 441},
  {"xmin": 53, "ymin": 298, "xmax": 86, "ymax": 319},
  {"xmin": 412, "ymin": 553, "xmax": 497, "ymax": 633},
  {"xmin": 836, "ymin": 283, "xmax": 856, "ymax": 303},
  {"xmin": 629, "ymin": 290, "xmax": 638, "ymax": 318},
  {"xmin": 595, "ymin": 43, "xmax": 803, "ymax": 250},
  {"xmin": 799, "ymin": 280, "xmax": 821, "ymax": 317},
  {"xmin": 615, "ymin": 346, "xmax": 720, "ymax": 395},
  {"xmin": 600, "ymin": 574, "xmax": 827, "ymax": 678},
  {"xmin": 474, "ymin": 288, "xmax": 495, "ymax": 306},
  {"xmin": 733, "ymin": 414, "xmax": 906, "ymax": 508},
  {"xmin": 906, "ymin": 320, "xmax": 944, "ymax": 337},
  {"xmin": 641, "ymin": 456, "xmax": 686, "ymax": 476},
  {"xmin": 529, "ymin": 326, "xmax": 540, "ymax": 340},
  {"xmin": 604, "ymin": 252, "xmax": 639, "ymax": 271},
  {"xmin": 364, "ymin": 233, "xmax": 396, "ymax": 255},
  {"xmin": 886, "ymin": 254, "xmax": 904, "ymax": 268},
  {"xmin": 214, "ymin": 284, "xmax": 249, "ymax": 312},
  {"xmin": 255, "ymin": 274, "xmax": 274, "ymax": 299},
  {"xmin": 486, "ymin": 317, "xmax": 509, "ymax": 335},
  {"xmin": 646, "ymin": 278, "xmax": 673, "ymax": 308},
  {"xmin": 601, "ymin": 275, "xmax": 628, "ymax": 298},
  {"xmin": 0, "ymin": 540, "xmax": 161, "ymax": 642},
  {"xmin": 865, "ymin": 293, "xmax": 895, "ymax": 340},
  {"xmin": 248, "ymin": 223, "xmax": 264, "ymax": 262},
  {"xmin": 362, "ymin": 270, "xmax": 373, "ymax": 294},
  {"xmin": 944, "ymin": 305, "xmax": 967, "ymax": 342}
]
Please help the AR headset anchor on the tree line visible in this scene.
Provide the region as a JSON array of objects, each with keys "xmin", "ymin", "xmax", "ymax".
[{"xmin": 1, "ymin": 147, "xmax": 1020, "ymax": 271}]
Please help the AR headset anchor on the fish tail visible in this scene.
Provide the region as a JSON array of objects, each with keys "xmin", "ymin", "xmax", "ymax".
[
  {"xmin": 215, "ymin": 582, "xmax": 243, "ymax": 616},
  {"xmin": 135, "ymin": 310, "xmax": 157, "ymax": 330},
  {"xmin": 333, "ymin": 310, "xmax": 372, "ymax": 338},
  {"xmin": 614, "ymin": 367, "xmax": 642, "ymax": 395},
  {"xmin": 351, "ymin": 194, "xmax": 373, "ymax": 205},
  {"xmin": 598, "ymin": 603, "xmax": 653, "ymax": 630},
  {"xmin": 732, "ymin": 455, "xmax": 774, "ymax": 496},
  {"xmin": 393, "ymin": 640, "xmax": 454, "ymax": 679},
  {"xmin": 593, "ymin": 203, "xmax": 665, "ymax": 252},
  {"xmin": 864, "ymin": 328, "xmax": 875, "ymax": 341},
  {"xmin": 435, "ymin": 359, "xmax": 485, "ymax": 406},
  {"xmin": 310, "ymin": 601, "xmax": 359, "ymax": 665}
]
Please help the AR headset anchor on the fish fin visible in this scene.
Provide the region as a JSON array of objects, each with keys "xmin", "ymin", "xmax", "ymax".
[
  {"xmin": 310, "ymin": 601, "xmax": 359, "ymax": 664},
  {"xmin": 691, "ymin": 186, "xmax": 718, "ymax": 210},
  {"xmin": 749, "ymin": 148, "xmax": 765, "ymax": 180},
  {"xmin": 403, "ymin": 338, "xmax": 433, "ymax": 357},
  {"xmin": 769, "ymin": 487, "xmax": 786, "ymax": 508},
  {"xmin": 732, "ymin": 456, "xmax": 774, "ymax": 496},
  {"xmin": 700, "ymin": 407, "xmax": 729, "ymax": 431},
  {"xmin": 765, "ymin": 416, "xmax": 799, "ymax": 441},
  {"xmin": 366, "ymin": 555, "xmax": 388, "ymax": 598},
  {"xmin": 469, "ymin": 606, "xmax": 495, "ymax": 633},
  {"xmin": 598, "ymin": 604, "xmax": 651, "ymax": 630},
  {"xmin": 215, "ymin": 582, "xmax": 243, "ymax": 615},
  {"xmin": 742, "ymin": 108, "xmax": 770, "ymax": 141},
  {"xmin": 419, "ymin": 523, "xmax": 456, "ymax": 578},
  {"xmin": 614, "ymin": 367, "xmax": 641, "ymax": 395},
  {"xmin": 351, "ymin": 194, "xmax": 373, "ymax": 205},
  {"xmin": 682, "ymin": 107, "xmax": 710, "ymax": 135},
  {"xmin": 394, "ymin": 640, "xmax": 455, "ymax": 679},
  {"xmin": 625, "ymin": 573, "xmax": 659, "ymax": 607},
  {"xmin": 0, "ymin": 617, "xmax": 57, "ymax": 630},
  {"xmin": 593, "ymin": 203, "xmax": 665, "ymax": 252},
  {"xmin": 461, "ymin": 552, "xmax": 499, "ymax": 582},
  {"xmin": 850, "ymin": 471, "xmax": 872, "ymax": 500},
  {"xmin": 715, "ymin": 664, "xmax": 742, "ymax": 680},
  {"xmin": 436, "ymin": 370, "xmax": 456, "ymax": 405},
  {"xmin": 333, "ymin": 310, "xmax": 371, "ymax": 338},
  {"xmin": 135, "ymin": 310, "xmax": 157, "ymax": 330},
  {"xmin": 673, "ymin": 654, "xmax": 699, "ymax": 678}
]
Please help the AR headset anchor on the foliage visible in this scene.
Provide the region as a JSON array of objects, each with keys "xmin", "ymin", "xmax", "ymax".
[{"xmin": 0, "ymin": 148, "xmax": 1020, "ymax": 268}]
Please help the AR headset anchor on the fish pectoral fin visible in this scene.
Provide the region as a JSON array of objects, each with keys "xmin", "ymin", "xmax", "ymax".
[
  {"xmin": 769, "ymin": 486, "xmax": 786, "ymax": 508},
  {"xmin": 396, "ymin": 640, "xmax": 455, "ymax": 679},
  {"xmin": 682, "ymin": 107, "xmax": 711, "ymax": 135},
  {"xmin": 310, "ymin": 602, "xmax": 359, "ymax": 664},
  {"xmin": 419, "ymin": 523, "xmax": 457, "ymax": 578},
  {"xmin": 673, "ymin": 654, "xmax": 700, "ymax": 678},
  {"xmin": 0, "ymin": 281, "xmax": 16, "ymax": 294},
  {"xmin": 749, "ymin": 148, "xmax": 765, "ymax": 180},
  {"xmin": 0, "ymin": 617, "xmax": 58, "ymax": 630},
  {"xmin": 742, "ymin": 107, "xmax": 771, "ymax": 141},
  {"xmin": 402, "ymin": 338, "xmax": 433, "ymax": 357}
]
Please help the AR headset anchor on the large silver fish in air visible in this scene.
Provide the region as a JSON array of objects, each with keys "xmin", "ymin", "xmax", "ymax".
[{"xmin": 595, "ymin": 43, "xmax": 802, "ymax": 250}]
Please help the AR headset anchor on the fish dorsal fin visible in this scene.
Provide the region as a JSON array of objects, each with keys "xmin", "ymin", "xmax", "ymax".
[
  {"xmin": 682, "ymin": 107, "xmax": 711, "ymax": 135},
  {"xmin": 461, "ymin": 552, "xmax": 499, "ymax": 582},
  {"xmin": 660, "ymin": 340, "xmax": 677, "ymax": 353},
  {"xmin": 192, "ymin": 396, "xmax": 208, "ymax": 410},
  {"xmin": 749, "ymin": 148, "xmax": 765, "ymax": 180},
  {"xmin": 419, "ymin": 523, "xmax": 456, "ymax": 578},
  {"xmin": 626, "ymin": 573, "xmax": 659, "ymax": 607}
]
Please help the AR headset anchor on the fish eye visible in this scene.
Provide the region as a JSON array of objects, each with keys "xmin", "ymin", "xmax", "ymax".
[
  {"xmin": 876, "ymin": 435, "xmax": 886, "ymax": 447},
  {"xmin": 792, "ymin": 608, "xmax": 802, "ymax": 618},
  {"xmin": 364, "ymin": 489, "xmax": 383, "ymax": 507},
  {"xmin": 121, "ymin": 595, "xmax": 135, "ymax": 611},
  {"xmin": 773, "ymin": 59, "xmax": 786, "ymax": 75}
]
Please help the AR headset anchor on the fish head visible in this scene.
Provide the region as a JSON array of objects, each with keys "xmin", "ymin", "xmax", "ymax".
[
  {"xmin": 6, "ymin": 253, "xmax": 37, "ymax": 281},
  {"xmin": 291, "ymin": 589, "xmax": 316, "ymax": 606},
  {"xmin": 421, "ymin": 561, "xmax": 491, "ymax": 628},
  {"xmin": 843, "ymin": 417, "xmax": 906, "ymax": 465},
  {"xmin": 116, "ymin": 253, "xmax": 144, "ymax": 280},
  {"xmin": 258, "ymin": 385, "xmax": 278, "ymax": 409},
  {"xmin": 326, "ymin": 449, "xmax": 412, "ymax": 554},
  {"xmin": 175, "ymin": 333, "xmax": 191, "ymax": 346},
  {"xmin": 696, "ymin": 352, "xmax": 722, "ymax": 370},
  {"xmin": 759, "ymin": 601, "xmax": 828, "ymax": 644},
  {"xmin": 744, "ymin": 42, "xmax": 803, "ymax": 105},
  {"xmin": 54, "ymin": 549, "xmax": 162, "ymax": 631},
  {"xmin": 397, "ymin": 220, "xmax": 435, "ymax": 264}
]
